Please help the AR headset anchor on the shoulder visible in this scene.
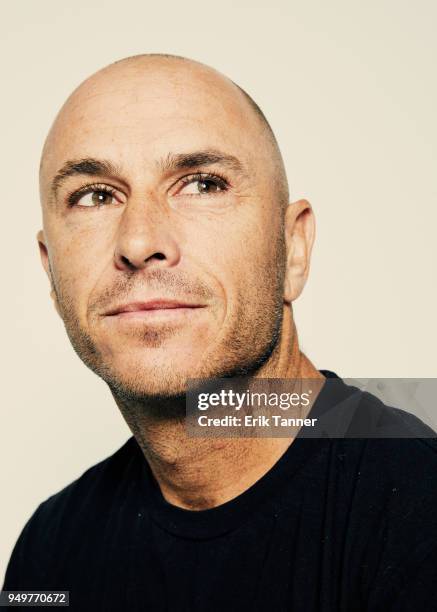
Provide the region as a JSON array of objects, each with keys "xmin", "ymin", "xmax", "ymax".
[
  {"xmin": 35, "ymin": 435, "xmax": 140, "ymax": 519},
  {"xmin": 2, "ymin": 437, "xmax": 140, "ymax": 589},
  {"xmin": 312, "ymin": 375, "xmax": 437, "ymax": 541},
  {"xmin": 324, "ymin": 377, "xmax": 437, "ymax": 490},
  {"xmin": 314, "ymin": 375, "xmax": 437, "ymax": 440},
  {"xmin": 325, "ymin": 381, "xmax": 437, "ymax": 598},
  {"xmin": 346, "ymin": 382, "xmax": 437, "ymax": 481},
  {"xmin": 354, "ymin": 433, "xmax": 437, "ymax": 605}
]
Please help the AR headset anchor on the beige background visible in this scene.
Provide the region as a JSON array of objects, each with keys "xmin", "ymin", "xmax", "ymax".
[{"xmin": 1, "ymin": 0, "xmax": 436, "ymax": 582}]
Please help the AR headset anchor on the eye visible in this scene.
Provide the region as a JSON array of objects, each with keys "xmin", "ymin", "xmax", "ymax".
[
  {"xmin": 76, "ymin": 190, "xmax": 115, "ymax": 206},
  {"xmin": 68, "ymin": 185, "xmax": 124, "ymax": 208},
  {"xmin": 177, "ymin": 174, "xmax": 228, "ymax": 196},
  {"xmin": 76, "ymin": 189, "xmax": 116, "ymax": 207}
]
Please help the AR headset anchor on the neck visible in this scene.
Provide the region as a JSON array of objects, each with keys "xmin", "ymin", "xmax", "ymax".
[{"xmin": 113, "ymin": 309, "xmax": 324, "ymax": 510}]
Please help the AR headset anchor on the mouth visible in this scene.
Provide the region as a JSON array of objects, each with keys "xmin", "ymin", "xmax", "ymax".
[{"xmin": 104, "ymin": 299, "xmax": 206, "ymax": 319}]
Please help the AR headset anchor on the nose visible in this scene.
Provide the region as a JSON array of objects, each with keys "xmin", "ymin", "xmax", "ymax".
[{"xmin": 113, "ymin": 200, "xmax": 181, "ymax": 271}]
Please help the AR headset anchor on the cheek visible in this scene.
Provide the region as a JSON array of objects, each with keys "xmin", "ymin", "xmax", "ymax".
[
  {"xmin": 191, "ymin": 213, "xmax": 283, "ymax": 314},
  {"xmin": 49, "ymin": 227, "xmax": 110, "ymax": 318}
]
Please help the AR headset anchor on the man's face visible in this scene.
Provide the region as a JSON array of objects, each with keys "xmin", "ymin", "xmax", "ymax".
[{"xmin": 38, "ymin": 59, "xmax": 289, "ymax": 398}]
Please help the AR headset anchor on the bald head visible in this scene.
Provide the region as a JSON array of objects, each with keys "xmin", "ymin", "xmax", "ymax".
[
  {"xmin": 40, "ymin": 53, "xmax": 289, "ymax": 209},
  {"xmin": 36, "ymin": 52, "xmax": 315, "ymax": 399}
]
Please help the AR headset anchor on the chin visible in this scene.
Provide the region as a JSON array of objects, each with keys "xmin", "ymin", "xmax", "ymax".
[
  {"xmin": 107, "ymin": 372, "xmax": 192, "ymax": 401},
  {"xmin": 100, "ymin": 356, "xmax": 204, "ymax": 399}
]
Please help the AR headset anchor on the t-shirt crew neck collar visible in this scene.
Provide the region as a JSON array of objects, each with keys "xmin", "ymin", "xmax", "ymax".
[{"xmin": 138, "ymin": 370, "xmax": 342, "ymax": 540}]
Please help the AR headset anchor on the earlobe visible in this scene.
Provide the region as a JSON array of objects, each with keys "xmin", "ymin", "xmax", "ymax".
[
  {"xmin": 283, "ymin": 277, "xmax": 293, "ymax": 303},
  {"xmin": 283, "ymin": 199, "xmax": 316, "ymax": 304}
]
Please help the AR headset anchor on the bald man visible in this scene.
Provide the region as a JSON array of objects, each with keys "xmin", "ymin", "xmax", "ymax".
[{"xmin": 3, "ymin": 55, "xmax": 437, "ymax": 611}]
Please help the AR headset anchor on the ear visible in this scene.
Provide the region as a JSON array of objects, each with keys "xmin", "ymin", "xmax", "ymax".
[
  {"xmin": 283, "ymin": 199, "xmax": 316, "ymax": 303},
  {"xmin": 37, "ymin": 230, "xmax": 62, "ymax": 317}
]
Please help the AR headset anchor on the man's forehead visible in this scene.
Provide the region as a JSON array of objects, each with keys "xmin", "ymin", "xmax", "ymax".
[
  {"xmin": 69, "ymin": 64, "xmax": 244, "ymax": 121},
  {"xmin": 41, "ymin": 59, "xmax": 262, "ymax": 183}
]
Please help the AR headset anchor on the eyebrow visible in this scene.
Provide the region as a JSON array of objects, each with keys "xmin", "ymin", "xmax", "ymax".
[
  {"xmin": 50, "ymin": 149, "xmax": 248, "ymax": 197},
  {"xmin": 51, "ymin": 158, "xmax": 123, "ymax": 196},
  {"xmin": 159, "ymin": 149, "xmax": 248, "ymax": 177}
]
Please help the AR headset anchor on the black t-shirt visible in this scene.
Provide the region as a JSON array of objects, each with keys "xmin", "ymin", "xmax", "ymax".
[{"xmin": 3, "ymin": 372, "xmax": 437, "ymax": 611}]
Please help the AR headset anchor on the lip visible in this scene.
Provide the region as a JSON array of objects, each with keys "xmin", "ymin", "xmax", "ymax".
[{"xmin": 104, "ymin": 300, "xmax": 206, "ymax": 317}]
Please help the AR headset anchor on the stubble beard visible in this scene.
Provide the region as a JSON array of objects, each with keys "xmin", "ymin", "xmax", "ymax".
[{"xmin": 50, "ymin": 237, "xmax": 286, "ymax": 419}]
